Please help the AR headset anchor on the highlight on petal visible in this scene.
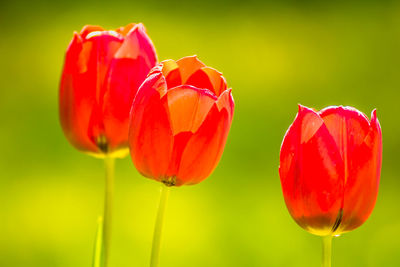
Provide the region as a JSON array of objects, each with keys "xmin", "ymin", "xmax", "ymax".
[
  {"xmin": 298, "ymin": 105, "xmax": 324, "ymax": 144},
  {"xmin": 79, "ymin": 25, "xmax": 104, "ymax": 39},
  {"xmin": 113, "ymin": 24, "xmax": 157, "ymax": 82}
]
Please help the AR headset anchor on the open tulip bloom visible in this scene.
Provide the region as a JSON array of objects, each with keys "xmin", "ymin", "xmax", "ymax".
[
  {"xmin": 128, "ymin": 56, "xmax": 234, "ymax": 267},
  {"xmin": 279, "ymin": 105, "xmax": 382, "ymax": 267},
  {"xmin": 59, "ymin": 23, "xmax": 157, "ymax": 267}
]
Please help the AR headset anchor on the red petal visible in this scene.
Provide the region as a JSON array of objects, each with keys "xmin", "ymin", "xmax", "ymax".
[
  {"xmin": 102, "ymin": 25, "xmax": 157, "ymax": 151},
  {"xmin": 129, "ymin": 73, "xmax": 173, "ymax": 180},
  {"xmin": 279, "ymin": 105, "xmax": 344, "ymax": 236},
  {"xmin": 335, "ymin": 109, "xmax": 382, "ymax": 233},
  {"xmin": 102, "ymin": 55, "xmax": 155, "ymax": 151},
  {"xmin": 186, "ymin": 67, "xmax": 227, "ymax": 97},
  {"xmin": 176, "ymin": 104, "xmax": 232, "ymax": 185},
  {"xmin": 319, "ymin": 106, "xmax": 370, "ymax": 167},
  {"xmin": 115, "ymin": 24, "xmax": 157, "ymax": 66},
  {"xmin": 59, "ymin": 31, "xmax": 123, "ymax": 154},
  {"xmin": 185, "ymin": 68, "xmax": 214, "ymax": 91}
]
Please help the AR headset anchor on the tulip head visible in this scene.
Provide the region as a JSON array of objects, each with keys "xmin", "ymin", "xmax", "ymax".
[
  {"xmin": 59, "ymin": 23, "xmax": 157, "ymax": 158},
  {"xmin": 128, "ymin": 56, "xmax": 234, "ymax": 186},
  {"xmin": 279, "ymin": 105, "xmax": 382, "ymax": 236}
]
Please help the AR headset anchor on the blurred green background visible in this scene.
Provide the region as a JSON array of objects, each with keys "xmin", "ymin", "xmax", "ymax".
[{"xmin": 1, "ymin": 0, "xmax": 399, "ymax": 266}]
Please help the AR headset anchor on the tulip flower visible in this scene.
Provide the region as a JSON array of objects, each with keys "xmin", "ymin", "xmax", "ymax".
[
  {"xmin": 128, "ymin": 56, "xmax": 234, "ymax": 267},
  {"xmin": 279, "ymin": 105, "xmax": 382, "ymax": 267},
  {"xmin": 59, "ymin": 23, "xmax": 157, "ymax": 158},
  {"xmin": 59, "ymin": 23, "xmax": 157, "ymax": 267}
]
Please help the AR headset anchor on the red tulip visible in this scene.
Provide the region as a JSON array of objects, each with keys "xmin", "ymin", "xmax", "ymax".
[
  {"xmin": 128, "ymin": 56, "xmax": 234, "ymax": 186},
  {"xmin": 59, "ymin": 23, "xmax": 157, "ymax": 157},
  {"xmin": 279, "ymin": 105, "xmax": 382, "ymax": 236}
]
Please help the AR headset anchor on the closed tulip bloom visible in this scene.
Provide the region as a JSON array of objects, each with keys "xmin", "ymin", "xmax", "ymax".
[
  {"xmin": 129, "ymin": 56, "xmax": 234, "ymax": 186},
  {"xmin": 59, "ymin": 23, "xmax": 157, "ymax": 158},
  {"xmin": 279, "ymin": 105, "xmax": 382, "ymax": 237}
]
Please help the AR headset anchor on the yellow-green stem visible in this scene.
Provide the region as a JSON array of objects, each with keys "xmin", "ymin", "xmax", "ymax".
[
  {"xmin": 103, "ymin": 157, "xmax": 115, "ymax": 267},
  {"xmin": 150, "ymin": 184, "xmax": 170, "ymax": 267},
  {"xmin": 322, "ymin": 235, "xmax": 332, "ymax": 267}
]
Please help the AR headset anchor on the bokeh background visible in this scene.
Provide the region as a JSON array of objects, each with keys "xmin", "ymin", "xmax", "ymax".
[{"xmin": 1, "ymin": 0, "xmax": 399, "ymax": 266}]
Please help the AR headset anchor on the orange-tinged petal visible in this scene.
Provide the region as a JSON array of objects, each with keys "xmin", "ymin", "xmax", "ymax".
[
  {"xmin": 115, "ymin": 23, "xmax": 136, "ymax": 36},
  {"xmin": 79, "ymin": 25, "xmax": 105, "ymax": 39},
  {"xmin": 162, "ymin": 59, "xmax": 181, "ymax": 89},
  {"xmin": 161, "ymin": 59, "xmax": 179, "ymax": 77},
  {"xmin": 166, "ymin": 85, "xmax": 216, "ymax": 135},
  {"xmin": 200, "ymin": 67, "xmax": 227, "ymax": 96},
  {"xmin": 176, "ymin": 56, "xmax": 205, "ymax": 83},
  {"xmin": 216, "ymin": 89, "xmax": 234, "ymax": 120}
]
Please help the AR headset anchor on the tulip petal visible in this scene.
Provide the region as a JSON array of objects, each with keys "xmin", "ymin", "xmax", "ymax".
[
  {"xmin": 103, "ymin": 25, "xmax": 157, "ymax": 151},
  {"xmin": 59, "ymin": 33, "xmax": 98, "ymax": 152},
  {"xmin": 184, "ymin": 66, "xmax": 230, "ymax": 97},
  {"xmin": 177, "ymin": 104, "xmax": 231, "ymax": 185},
  {"xmin": 114, "ymin": 24, "xmax": 157, "ymax": 67},
  {"xmin": 163, "ymin": 60, "xmax": 182, "ymax": 89},
  {"xmin": 80, "ymin": 25, "xmax": 104, "ymax": 39},
  {"xmin": 129, "ymin": 73, "xmax": 173, "ymax": 180},
  {"xmin": 176, "ymin": 56, "xmax": 206, "ymax": 83},
  {"xmin": 115, "ymin": 23, "xmax": 136, "ymax": 36},
  {"xmin": 185, "ymin": 68, "xmax": 214, "ymax": 91},
  {"xmin": 279, "ymin": 105, "xmax": 345, "ymax": 236},
  {"xmin": 335, "ymin": 109, "xmax": 382, "ymax": 234},
  {"xmin": 216, "ymin": 89, "xmax": 234, "ymax": 121},
  {"xmin": 319, "ymin": 106, "xmax": 370, "ymax": 166},
  {"xmin": 60, "ymin": 31, "xmax": 124, "ymax": 153},
  {"xmin": 161, "ymin": 59, "xmax": 179, "ymax": 77},
  {"xmin": 166, "ymin": 85, "xmax": 216, "ymax": 135}
]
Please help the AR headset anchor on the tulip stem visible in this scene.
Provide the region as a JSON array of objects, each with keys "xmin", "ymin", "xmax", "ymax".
[
  {"xmin": 150, "ymin": 184, "xmax": 170, "ymax": 267},
  {"xmin": 322, "ymin": 235, "xmax": 332, "ymax": 267},
  {"xmin": 103, "ymin": 156, "xmax": 115, "ymax": 267}
]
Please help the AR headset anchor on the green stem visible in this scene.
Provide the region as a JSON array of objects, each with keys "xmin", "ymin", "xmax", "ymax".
[
  {"xmin": 322, "ymin": 235, "xmax": 333, "ymax": 267},
  {"xmin": 103, "ymin": 156, "xmax": 115, "ymax": 267},
  {"xmin": 150, "ymin": 185, "xmax": 170, "ymax": 267}
]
